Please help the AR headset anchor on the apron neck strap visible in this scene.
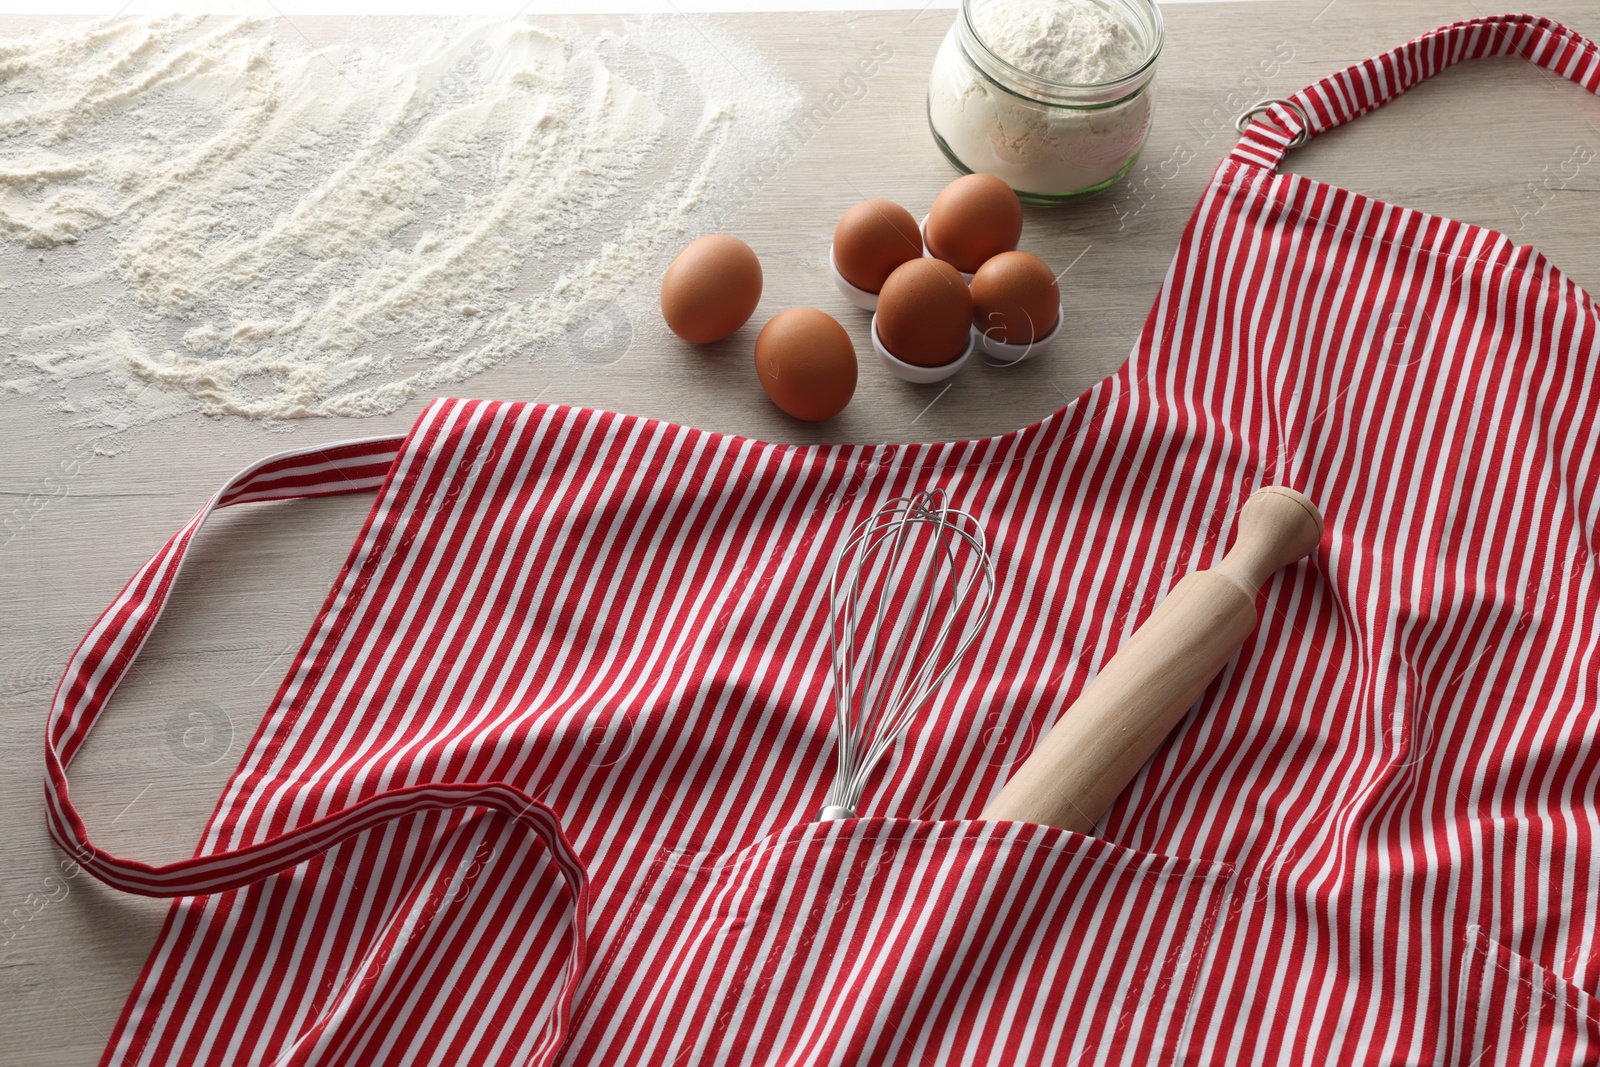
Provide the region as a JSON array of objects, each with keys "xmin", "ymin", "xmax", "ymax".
[{"xmin": 1230, "ymin": 14, "xmax": 1600, "ymax": 172}]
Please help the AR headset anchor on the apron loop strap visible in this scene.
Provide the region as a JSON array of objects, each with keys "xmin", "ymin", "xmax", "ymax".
[
  {"xmin": 41, "ymin": 433, "xmax": 591, "ymax": 1065},
  {"xmin": 1230, "ymin": 13, "xmax": 1600, "ymax": 171},
  {"xmin": 1233, "ymin": 97, "xmax": 1311, "ymax": 148}
]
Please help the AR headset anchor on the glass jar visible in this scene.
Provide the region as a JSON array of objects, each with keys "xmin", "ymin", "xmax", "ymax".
[{"xmin": 926, "ymin": 0, "xmax": 1163, "ymax": 204}]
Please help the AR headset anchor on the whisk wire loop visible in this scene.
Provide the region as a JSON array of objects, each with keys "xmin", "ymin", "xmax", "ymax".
[{"xmin": 821, "ymin": 488, "xmax": 995, "ymax": 820}]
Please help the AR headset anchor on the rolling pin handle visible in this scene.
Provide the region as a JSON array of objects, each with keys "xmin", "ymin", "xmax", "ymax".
[
  {"xmin": 1213, "ymin": 485, "xmax": 1324, "ymax": 595},
  {"xmin": 979, "ymin": 484, "xmax": 1323, "ymax": 832}
]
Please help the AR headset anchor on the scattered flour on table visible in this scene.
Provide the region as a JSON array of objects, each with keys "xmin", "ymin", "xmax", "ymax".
[
  {"xmin": 0, "ymin": 15, "xmax": 801, "ymax": 428},
  {"xmin": 971, "ymin": 0, "xmax": 1145, "ymax": 84}
]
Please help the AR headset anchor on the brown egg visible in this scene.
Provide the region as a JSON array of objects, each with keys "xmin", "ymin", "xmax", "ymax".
[
  {"xmin": 971, "ymin": 251, "xmax": 1061, "ymax": 345},
  {"xmin": 832, "ymin": 199, "xmax": 924, "ymax": 294},
  {"xmin": 660, "ymin": 235, "xmax": 762, "ymax": 344},
  {"xmin": 923, "ymin": 174, "xmax": 1023, "ymax": 274},
  {"xmin": 875, "ymin": 259, "xmax": 973, "ymax": 367},
  {"xmin": 755, "ymin": 308, "xmax": 857, "ymax": 421}
]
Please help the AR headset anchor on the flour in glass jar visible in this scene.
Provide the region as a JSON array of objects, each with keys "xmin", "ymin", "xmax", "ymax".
[
  {"xmin": 926, "ymin": 0, "xmax": 1158, "ymax": 198},
  {"xmin": 971, "ymin": 0, "xmax": 1146, "ymax": 85}
]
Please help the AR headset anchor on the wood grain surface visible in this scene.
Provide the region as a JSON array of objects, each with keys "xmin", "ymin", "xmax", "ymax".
[{"xmin": 5, "ymin": 2, "xmax": 1600, "ymax": 1060}]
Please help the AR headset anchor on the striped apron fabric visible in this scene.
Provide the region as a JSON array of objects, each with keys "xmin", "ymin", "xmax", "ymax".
[{"xmin": 45, "ymin": 13, "xmax": 1600, "ymax": 1064}]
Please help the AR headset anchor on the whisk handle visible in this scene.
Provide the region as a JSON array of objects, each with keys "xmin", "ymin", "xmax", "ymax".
[{"xmin": 980, "ymin": 487, "xmax": 1322, "ymax": 832}]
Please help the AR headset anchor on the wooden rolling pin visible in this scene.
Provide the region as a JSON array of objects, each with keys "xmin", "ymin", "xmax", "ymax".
[{"xmin": 982, "ymin": 486, "xmax": 1323, "ymax": 832}]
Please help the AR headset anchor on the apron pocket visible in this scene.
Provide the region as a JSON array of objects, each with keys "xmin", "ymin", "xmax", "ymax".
[
  {"xmin": 561, "ymin": 818, "xmax": 1235, "ymax": 1066},
  {"xmin": 1458, "ymin": 924, "xmax": 1600, "ymax": 1064}
]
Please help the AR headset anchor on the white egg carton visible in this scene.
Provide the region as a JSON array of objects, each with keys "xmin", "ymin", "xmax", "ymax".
[
  {"xmin": 828, "ymin": 245, "xmax": 882, "ymax": 311},
  {"xmin": 975, "ymin": 303, "xmax": 1064, "ymax": 364},
  {"xmin": 870, "ymin": 315, "xmax": 975, "ymax": 384}
]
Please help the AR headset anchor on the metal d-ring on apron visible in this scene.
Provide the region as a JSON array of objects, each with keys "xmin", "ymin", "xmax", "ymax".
[
  {"xmin": 1233, "ymin": 96, "xmax": 1311, "ymax": 147},
  {"xmin": 45, "ymin": 13, "xmax": 1600, "ymax": 1066}
]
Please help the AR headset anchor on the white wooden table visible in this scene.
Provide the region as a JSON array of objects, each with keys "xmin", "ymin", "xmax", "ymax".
[{"xmin": 4, "ymin": 2, "xmax": 1598, "ymax": 1060}]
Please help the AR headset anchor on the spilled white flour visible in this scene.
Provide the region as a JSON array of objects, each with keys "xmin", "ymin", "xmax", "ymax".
[{"xmin": 0, "ymin": 15, "xmax": 801, "ymax": 427}]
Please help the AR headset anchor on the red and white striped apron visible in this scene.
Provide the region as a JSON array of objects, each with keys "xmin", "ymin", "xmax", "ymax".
[{"xmin": 46, "ymin": 14, "xmax": 1600, "ymax": 1064}]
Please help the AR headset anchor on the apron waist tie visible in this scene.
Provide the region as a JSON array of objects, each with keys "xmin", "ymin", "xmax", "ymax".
[{"xmin": 40, "ymin": 435, "xmax": 590, "ymax": 1065}]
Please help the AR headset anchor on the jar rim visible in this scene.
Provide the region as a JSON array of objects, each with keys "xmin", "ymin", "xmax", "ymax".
[{"xmin": 957, "ymin": 0, "xmax": 1164, "ymax": 100}]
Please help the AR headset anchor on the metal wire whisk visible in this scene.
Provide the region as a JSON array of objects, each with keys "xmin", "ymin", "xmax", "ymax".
[{"xmin": 819, "ymin": 488, "xmax": 996, "ymax": 821}]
